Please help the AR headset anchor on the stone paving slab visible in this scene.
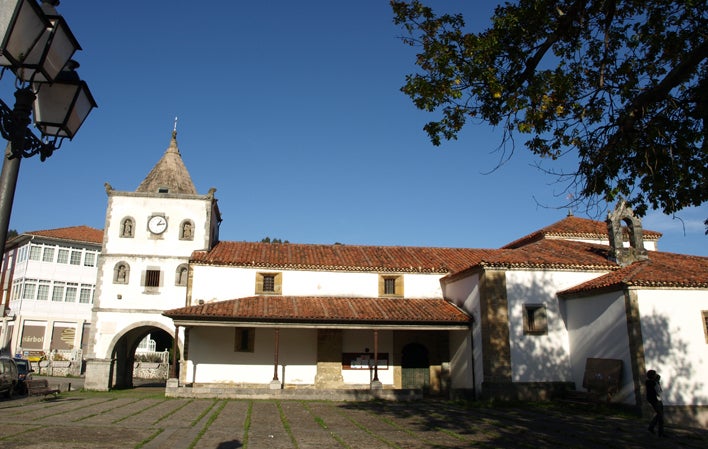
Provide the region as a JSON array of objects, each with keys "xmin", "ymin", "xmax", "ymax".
[{"xmin": 0, "ymin": 391, "xmax": 706, "ymax": 449}]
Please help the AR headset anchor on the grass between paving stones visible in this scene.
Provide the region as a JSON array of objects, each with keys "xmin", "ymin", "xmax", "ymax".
[
  {"xmin": 242, "ymin": 400, "xmax": 253, "ymax": 448},
  {"xmin": 112, "ymin": 398, "xmax": 169, "ymax": 424},
  {"xmin": 277, "ymin": 401, "xmax": 299, "ymax": 449},
  {"xmin": 152, "ymin": 398, "xmax": 195, "ymax": 425},
  {"xmin": 301, "ymin": 401, "xmax": 350, "ymax": 449},
  {"xmin": 188, "ymin": 399, "xmax": 227, "ymax": 449},
  {"xmin": 332, "ymin": 403, "xmax": 403, "ymax": 449},
  {"xmin": 73, "ymin": 397, "xmax": 140, "ymax": 422}
]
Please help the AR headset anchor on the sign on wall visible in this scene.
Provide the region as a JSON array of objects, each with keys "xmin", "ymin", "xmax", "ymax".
[
  {"xmin": 21, "ymin": 324, "xmax": 46, "ymax": 350},
  {"xmin": 342, "ymin": 352, "xmax": 389, "ymax": 370},
  {"xmin": 51, "ymin": 325, "xmax": 76, "ymax": 350}
]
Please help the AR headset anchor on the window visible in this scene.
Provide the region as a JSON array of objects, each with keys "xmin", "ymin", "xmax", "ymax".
[
  {"xmin": 42, "ymin": 247, "xmax": 55, "ymax": 262},
  {"xmin": 523, "ymin": 304, "xmax": 548, "ymax": 335},
  {"xmin": 29, "ymin": 245, "xmax": 41, "ymax": 261},
  {"xmin": 255, "ymin": 272, "xmax": 282, "ymax": 294},
  {"xmin": 234, "ymin": 328, "xmax": 255, "ymax": 352},
  {"xmin": 175, "ymin": 264, "xmax": 188, "ymax": 286},
  {"xmin": 65, "ymin": 283, "xmax": 78, "ymax": 302},
  {"xmin": 37, "ymin": 281, "xmax": 50, "ymax": 300},
  {"xmin": 145, "ymin": 270, "xmax": 161, "ymax": 288},
  {"xmin": 703, "ymin": 311, "xmax": 708, "ymax": 344},
  {"xmin": 57, "ymin": 248, "xmax": 69, "ymax": 264},
  {"xmin": 22, "ymin": 280, "xmax": 37, "ymax": 300},
  {"xmin": 114, "ymin": 263, "xmax": 129, "ymax": 284},
  {"xmin": 79, "ymin": 285, "xmax": 93, "ymax": 304},
  {"xmin": 70, "ymin": 250, "xmax": 82, "ymax": 265},
  {"xmin": 84, "ymin": 252, "xmax": 96, "ymax": 267},
  {"xmin": 52, "ymin": 282, "xmax": 65, "ymax": 301},
  {"xmin": 263, "ymin": 275, "xmax": 275, "ymax": 292},
  {"xmin": 379, "ymin": 275, "xmax": 403, "ymax": 297}
]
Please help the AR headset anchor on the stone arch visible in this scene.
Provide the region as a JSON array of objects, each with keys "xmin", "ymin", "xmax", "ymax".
[
  {"xmin": 102, "ymin": 321, "xmax": 181, "ymax": 389},
  {"xmin": 175, "ymin": 264, "xmax": 188, "ymax": 286}
]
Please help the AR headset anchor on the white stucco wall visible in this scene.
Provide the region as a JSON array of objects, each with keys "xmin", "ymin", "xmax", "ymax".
[
  {"xmin": 563, "ymin": 290, "xmax": 635, "ymax": 404},
  {"xmin": 184, "ymin": 327, "xmax": 317, "ymax": 385},
  {"xmin": 442, "ymin": 273, "xmax": 481, "ymax": 393},
  {"xmin": 190, "ymin": 265, "xmax": 446, "ymax": 303},
  {"xmin": 506, "ymin": 270, "xmax": 600, "ymax": 383},
  {"xmin": 637, "ymin": 289, "xmax": 708, "ymax": 407}
]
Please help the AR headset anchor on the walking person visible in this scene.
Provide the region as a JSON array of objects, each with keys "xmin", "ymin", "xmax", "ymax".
[{"xmin": 646, "ymin": 370, "xmax": 665, "ymax": 437}]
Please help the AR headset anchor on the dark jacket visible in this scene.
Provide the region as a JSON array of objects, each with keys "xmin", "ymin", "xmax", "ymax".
[{"xmin": 646, "ymin": 379, "xmax": 662, "ymax": 403}]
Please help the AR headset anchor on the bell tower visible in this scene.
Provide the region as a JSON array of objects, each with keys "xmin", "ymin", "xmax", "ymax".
[{"xmin": 84, "ymin": 128, "xmax": 221, "ymax": 390}]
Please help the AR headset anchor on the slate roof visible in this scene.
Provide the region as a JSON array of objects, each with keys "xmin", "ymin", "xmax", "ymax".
[
  {"xmin": 192, "ymin": 241, "xmax": 493, "ymax": 274},
  {"xmin": 136, "ymin": 131, "xmax": 197, "ymax": 195},
  {"xmin": 502, "ymin": 215, "xmax": 661, "ymax": 249},
  {"xmin": 163, "ymin": 296, "xmax": 471, "ymax": 326},
  {"xmin": 20, "ymin": 225, "xmax": 104, "ymax": 244}
]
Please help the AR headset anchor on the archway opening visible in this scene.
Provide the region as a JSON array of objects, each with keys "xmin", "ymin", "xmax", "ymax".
[{"xmin": 110, "ymin": 325, "xmax": 173, "ymax": 389}]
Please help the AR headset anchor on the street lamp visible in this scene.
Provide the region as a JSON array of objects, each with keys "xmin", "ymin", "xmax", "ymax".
[{"xmin": 0, "ymin": 0, "xmax": 96, "ymax": 314}]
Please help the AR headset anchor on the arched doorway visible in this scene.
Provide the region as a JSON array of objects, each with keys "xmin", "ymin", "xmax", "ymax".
[
  {"xmin": 401, "ymin": 342, "xmax": 430, "ymax": 390},
  {"xmin": 109, "ymin": 325, "xmax": 174, "ymax": 389}
]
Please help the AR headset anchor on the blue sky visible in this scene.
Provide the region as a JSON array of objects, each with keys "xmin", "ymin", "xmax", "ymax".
[{"xmin": 2, "ymin": 1, "xmax": 706, "ymax": 256}]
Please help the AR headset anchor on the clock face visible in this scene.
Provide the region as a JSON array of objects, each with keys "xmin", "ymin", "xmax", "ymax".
[{"xmin": 148, "ymin": 215, "xmax": 167, "ymax": 234}]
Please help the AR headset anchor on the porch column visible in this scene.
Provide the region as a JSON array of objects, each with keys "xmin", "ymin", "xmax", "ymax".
[
  {"xmin": 371, "ymin": 329, "xmax": 382, "ymax": 389},
  {"xmin": 270, "ymin": 328, "xmax": 281, "ymax": 389},
  {"xmin": 170, "ymin": 325, "xmax": 179, "ymax": 378}
]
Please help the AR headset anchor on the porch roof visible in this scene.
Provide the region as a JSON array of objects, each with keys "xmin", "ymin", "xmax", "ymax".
[{"xmin": 163, "ymin": 296, "xmax": 471, "ymax": 330}]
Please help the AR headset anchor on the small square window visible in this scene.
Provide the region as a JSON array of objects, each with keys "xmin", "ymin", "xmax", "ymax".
[
  {"xmin": 234, "ymin": 328, "xmax": 255, "ymax": 352},
  {"xmin": 379, "ymin": 275, "xmax": 403, "ymax": 297},
  {"xmin": 256, "ymin": 272, "xmax": 281, "ymax": 294},
  {"xmin": 145, "ymin": 270, "xmax": 161, "ymax": 288},
  {"xmin": 523, "ymin": 304, "xmax": 548, "ymax": 335}
]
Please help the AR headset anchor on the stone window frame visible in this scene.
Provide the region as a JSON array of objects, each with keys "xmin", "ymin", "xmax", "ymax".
[
  {"xmin": 234, "ymin": 328, "xmax": 255, "ymax": 352},
  {"xmin": 255, "ymin": 272, "xmax": 282, "ymax": 295},
  {"xmin": 523, "ymin": 304, "xmax": 548, "ymax": 335},
  {"xmin": 378, "ymin": 274, "xmax": 404, "ymax": 297},
  {"xmin": 703, "ymin": 311, "xmax": 708, "ymax": 344}
]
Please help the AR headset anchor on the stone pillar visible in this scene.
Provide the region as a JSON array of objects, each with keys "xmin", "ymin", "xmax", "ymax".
[
  {"xmin": 479, "ymin": 270, "xmax": 512, "ymax": 397},
  {"xmin": 84, "ymin": 358, "xmax": 113, "ymax": 391},
  {"xmin": 315, "ymin": 329, "xmax": 343, "ymax": 388}
]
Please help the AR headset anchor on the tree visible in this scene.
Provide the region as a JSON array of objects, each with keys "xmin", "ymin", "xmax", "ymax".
[{"xmin": 391, "ymin": 0, "xmax": 707, "ymax": 217}]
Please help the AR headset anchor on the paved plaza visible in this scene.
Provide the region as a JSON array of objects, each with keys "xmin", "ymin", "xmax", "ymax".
[{"xmin": 0, "ymin": 387, "xmax": 706, "ymax": 449}]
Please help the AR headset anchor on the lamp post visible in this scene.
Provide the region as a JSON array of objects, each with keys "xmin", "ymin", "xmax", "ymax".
[{"xmin": 0, "ymin": 0, "xmax": 95, "ymax": 317}]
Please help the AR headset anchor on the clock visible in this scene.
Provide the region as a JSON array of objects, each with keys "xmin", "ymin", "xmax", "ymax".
[{"xmin": 148, "ymin": 215, "xmax": 167, "ymax": 234}]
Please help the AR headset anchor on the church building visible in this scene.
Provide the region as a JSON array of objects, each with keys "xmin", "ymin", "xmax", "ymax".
[{"xmin": 84, "ymin": 132, "xmax": 708, "ymax": 427}]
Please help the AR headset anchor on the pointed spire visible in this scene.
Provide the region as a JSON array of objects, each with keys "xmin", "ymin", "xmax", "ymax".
[{"xmin": 136, "ymin": 124, "xmax": 197, "ymax": 195}]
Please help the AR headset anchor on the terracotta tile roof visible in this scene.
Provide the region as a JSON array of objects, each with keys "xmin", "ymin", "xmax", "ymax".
[
  {"xmin": 192, "ymin": 241, "xmax": 493, "ymax": 274},
  {"xmin": 502, "ymin": 215, "xmax": 661, "ymax": 249},
  {"xmin": 560, "ymin": 251, "xmax": 708, "ymax": 295},
  {"xmin": 480, "ymin": 239, "xmax": 617, "ymax": 270},
  {"xmin": 24, "ymin": 226, "xmax": 104, "ymax": 244},
  {"xmin": 164, "ymin": 296, "xmax": 471, "ymax": 326}
]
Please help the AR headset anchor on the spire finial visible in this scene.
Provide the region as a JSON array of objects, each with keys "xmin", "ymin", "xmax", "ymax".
[{"xmin": 172, "ymin": 116, "xmax": 178, "ymax": 139}]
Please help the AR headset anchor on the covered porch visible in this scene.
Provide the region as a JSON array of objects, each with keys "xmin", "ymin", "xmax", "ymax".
[{"xmin": 162, "ymin": 296, "xmax": 473, "ymax": 399}]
